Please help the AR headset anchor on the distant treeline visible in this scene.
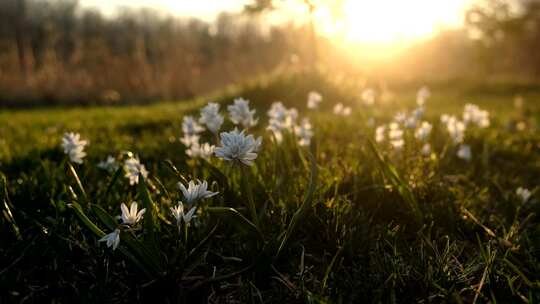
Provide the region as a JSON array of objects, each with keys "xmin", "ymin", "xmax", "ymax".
[
  {"xmin": 0, "ymin": 0, "xmax": 318, "ymax": 106},
  {"xmin": 1, "ymin": 0, "xmax": 540, "ymax": 107}
]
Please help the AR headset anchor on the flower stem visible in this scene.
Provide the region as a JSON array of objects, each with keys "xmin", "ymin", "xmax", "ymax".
[{"xmin": 240, "ymin": 165, "xmax": 259, "ymax": 227}]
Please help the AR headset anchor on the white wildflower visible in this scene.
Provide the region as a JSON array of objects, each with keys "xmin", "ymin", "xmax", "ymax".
[
  {"xmin": 61, "ymin": 132, "xmax": 88, "ymax": 164},
  {"xmin": 180, "ymin": 134, "xmax": 200, "ymax": 147},
  {"xmin": 416, "ymin": 86, "xmax": 431, "ymax": 106},
  {"xmin": 295, "ymin": 118, "xmax": 314, "ymax": 147},
  {"xmin": 361, "ymin": 88, "xmax": 375, "ymax": 106},
  {"xmin": 307, "ymin": 91, "xmax": 323, "ymax": 109},
  {"xmin": 389, "ymin": 123, "xmax": 404, "ymax": 150},
  {"xmin": 415, "ymin": 121, "xmax": 432, "ymax": 141},
  {"xmin": 170, "ymin": 201, "xmax": 197, "ymax": 226},
  {"xmin": 463, "ymin": 103, "xmax": 490, "ymax": 128},
  {"xmin": 333, "ymin": 103, "xmax": 351, "ymax": 116},
  {"xmin": 445, "ymin": 116, "xmax": 466, "ymax": 144},
  {"xmin": 97, "ymin": 155, "xmax": 119, "ymax": 173},
  {"xmin": 120, "ymin": 202, "xmax": 146, "ymax": 225},
  {"xmin": 516, "ymin": 187, "xmax": 532, "ymax": 203},
  {"xmin": 182, "ymin": 115, "xmax": 205, "ymax": 136},
  {"xmin": 457, "ymin": 144, "xmax": 472, "ymax": 161},
  {"xmin": 215, "ymin": 129, "xmax": 262, "ymax": 166},
  {"xmin": 375, "ymin": 125, "xmax": 386, "ymax": 143},
  {"xmin": 178, "ymin": 180, "xmax": 218, "ymax": 205},
  {"xmin": 421, "ymin": 143, "xmax": 431, "ymax": 156},
  {"xmin": 186, "ymin": 142, "xmax": 215, "ymax": 159},
  {"xmin": 99, "ymin": 229, "xmax": 120, "ymax": 250},
  {"xmin": 199, "ymin": 102, "xmax": 224, "ymax": 134},
  {"xmin": 124, "ymin": 156, "xmax": 149, "ymax": 185},
  {"xmin": 228, "ymin": 98, "xmax": 258, "ymax": 128}
]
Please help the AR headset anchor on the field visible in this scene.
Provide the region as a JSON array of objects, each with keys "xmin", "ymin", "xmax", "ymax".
[{"xmin": 1, "ymin": 73, "xmax": 540, "ymax": 302}]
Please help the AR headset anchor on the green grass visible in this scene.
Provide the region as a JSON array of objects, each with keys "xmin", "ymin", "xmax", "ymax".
[{"xmin": 1, "ymin": 73, "xmax": 540, "ymax": 302}]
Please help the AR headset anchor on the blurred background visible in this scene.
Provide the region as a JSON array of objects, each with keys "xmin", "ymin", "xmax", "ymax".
[{"xmin": 0, "ymin": 0, "xmax": 539, "ymax": 107}]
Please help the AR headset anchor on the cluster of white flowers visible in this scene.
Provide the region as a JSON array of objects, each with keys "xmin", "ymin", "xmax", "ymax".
[
  {"xmin": 124, "ymin": 156, "xmax": 149, "ymax": 185},
  {"xmin": 171, "ymin": 180, "xmax": 219, "ymax": 227},
  {"xmin": 99, "ymin": 202, "xmax": 146, "ymax": 250},
  {"xmin": 227, "ymin": 98, "xmax": 258, "ymax": 128},
  {"xmin": 361, "ymin": 88, "xmax": 376, "ymax": 106},
  {"xmin": 186, "ymin": 142, "xmax": 215, "ymax": 160},
  {"xmin": 375, "ymin": 123, "xmax": 404, "ymax": 150},
  {"xmin": 181, "ymin": 113, "xmax": 215, "ymax": 159},
  {"xmin": 61, "ymin": 132, "xmax": 88, "ymax": 164},
  {"xmin": 456, "ymin": 144, "xmax": 472, "ymax": 161},
  {"xmin": 441, "ymin": 115, "xmax": 466, "ymax": 144},
  {"xmin": 215, "ymin": 128, "xmax": 262, "ymax": 166},
  {"xmin": 295, "ymin": 118, "xmax": 314, "ymax": 146},
  {"xmin": 307, "ymin": 91, "xmax": 323, "ymax": 109},
  {"xmin": 463, "ymin": 103, "xmax": 490, "ymax": 128},
  {"xmin": 333, "ymin": 103, "xmax": 351, "ymax": 116},
  {"xmin": 180, "ymin": 116, "xmax": 205, "ymax": 147},
  {"xmin": 266, "ymin": 101, "xmax": 299, "ymax": 143},
  {"xmin": 416, "ymin": 86, "xmax": 431, "ymax": 106}
]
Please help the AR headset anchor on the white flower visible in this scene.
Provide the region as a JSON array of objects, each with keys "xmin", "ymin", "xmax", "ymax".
[
  {"xmin": 178, "ymin": 180, "xmax": 218, "ymax": 204},
  {"xmin": 375, "ymin": 125, "xmax": 386, "ymax": 143},
  {"xmin": 124, "ymin": 156, "xmax": 149, "ymax": 185},
  {"xmin": 389, "ymin": 122, "xmax": 404, "ymax": 150},
  {"xmin": 170, "ymin": 201, "xmax": 197, "ymax": 226},
  {"xmin": 445, "ymin": 116, "xmax": 466, "ymax": 144},
  {"xmin": 404, "ymin": 116, "xmax": 418, "ymax": 129},
  {"xmin": 186, "ymin": 142, "xmax": 215, "ymax": 159},
  {"xmin": 182, "ymin": 115, "xmax": 205, "ymax": 136},
  {"xmin": 267, "ymin": 102, "xmax": 298, "ymax": 130},
  {"xmin": 412, "ymin": 106, "xmax": 425, "ymax": 120},
  {"xmin": 415, "ymin": 121, "xmax": 432, "ymax": 141},
  {"xmin": 361, "ymin": 88, "xmax": 375, "ymax": 106},
  {"xmin": 463, "ymin": 103, "xmax": 490, "ymax": 128},
  {"xmin": 180, "ymin": 134, "xmax": 200, "ymax": 147},
  {"xmin": 228, "ymin": 98, "xmax": 258, "ymax": 128},
  {"xmin": 61, "ymin": 132, "xmax": 88, "ymax": 164},
  {"xmin": 394, "ymin": 112, "xmax": 407, "ymax": 124},
  {"xmin": 421, "ymin": 143, "xmax": 431, "ymax": 156},
  {"xmin": 295, "ymin": 118, "xmax": 314, "ymax": 147},
  {"xmin": 266, "ymin": 102, "xmax": 298, "ymax": 144},
  {"xmin": 457, "ymin": 144, "xmax": 472, "ymax": 161},
  {"xmin": 120, "ymin": 202, "xmax": 146, "ymax": 225},
  {"xmin": 97, "ymin": 155, "xmax": 119, "ymax": 173},
  {"xmin": 99, "ymin": 228, "xmax": 120, "ymax": 250},
  {"xmin": 307, "ymin": 91, "xmax": 323, "ymax": 109},
  {"xmin": 416, "ymin": 86, "xmax": 431, "ymax": 106},
  {"xmin": 333, "ymin": 103, "xmax": 351, "ymax": 116},
  {"xmin": 215, "ymin": 129, "xmax": 262, "ymax": 166},
  {"xmin": 199, "ymin": 102, "xmax": 224, "ymax": 134},
  {"xmin": 516, "ymin": 187, "xmax": 532, "ymax": 203}
]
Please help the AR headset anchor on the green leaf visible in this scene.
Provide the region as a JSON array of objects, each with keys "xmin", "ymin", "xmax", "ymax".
[
  {"xmin": 0, "ymin": 173, "xmax": 21, "ymax": 240},
  {"xmin": 138, "ymin": 174, "xmax": 163, "ymax": 270},
  {"xmin": 207, "ymin": 207, "xmax": 264, "ymax": 244},
  {"xmin": 367, "ymin": 140, "xmax": 422, "ymax": 224},
  {"xmin": 67, "ymin": 163, "xmax": 88, "ymax": 203},
  {"xmin": 275, "ymin": 153, "xmax": 318, "ymax": 259}
]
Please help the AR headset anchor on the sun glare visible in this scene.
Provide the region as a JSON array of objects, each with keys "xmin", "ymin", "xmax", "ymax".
[{"xmin": 318, "ymin": 0, "xmax": 469, "ymax": 45}]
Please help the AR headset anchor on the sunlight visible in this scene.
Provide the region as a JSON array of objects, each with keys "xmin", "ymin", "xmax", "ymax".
[{"xmin": 318, "ymin": 0, "xmax": 470, "ymax": 44}]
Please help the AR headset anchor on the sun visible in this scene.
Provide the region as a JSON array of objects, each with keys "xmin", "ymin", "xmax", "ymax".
[{"xmin": 317, "ymin": 0, "xmax": 469, "ymax": 45}]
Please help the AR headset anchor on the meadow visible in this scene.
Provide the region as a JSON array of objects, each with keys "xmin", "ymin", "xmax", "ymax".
[{"xmin": 1, "ymin": 73, "xmax": 540, "ymax": 303}]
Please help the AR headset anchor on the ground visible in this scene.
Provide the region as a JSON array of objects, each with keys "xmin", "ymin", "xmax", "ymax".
[{"xmin": 1, "ymin": 73, "xmax": 540, "ymax": 302}]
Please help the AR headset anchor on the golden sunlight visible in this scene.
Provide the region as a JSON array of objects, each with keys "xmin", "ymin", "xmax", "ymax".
[{"xmin": 317, "ymin": 0, "xmax": 470, "ymax": 44}]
